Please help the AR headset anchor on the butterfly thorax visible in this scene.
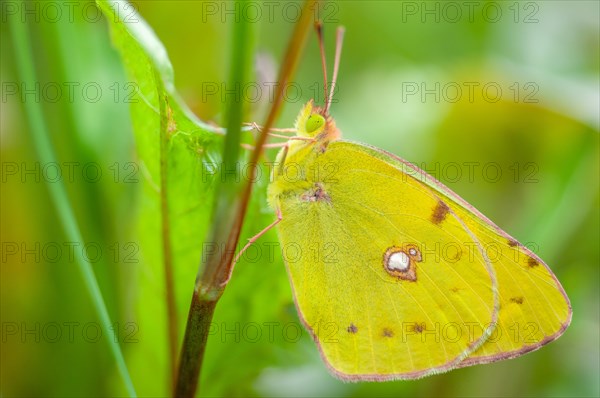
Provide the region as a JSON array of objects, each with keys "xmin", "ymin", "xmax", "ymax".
[{"xmin": 267, "ymin": 100, "xmax": 340, "ymax": 209}]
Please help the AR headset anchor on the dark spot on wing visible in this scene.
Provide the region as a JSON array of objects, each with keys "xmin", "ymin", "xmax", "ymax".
[
  {"xmin": 527, "ymin": 257, "xmax": 539, "ymax": 268},
  {"xmin": 431, "ymin": 200, "xmax": 450, "ymax": 225},
  {"xmin": 510, "ymin": 297, "xmax": 524, "ymax": 305},
  {"xmin": 347, "ymin": 323, "xmax": 358, "ymax": 333},
  {"xmin": 382, "ymin": 328, "xmax": 394, "ymax": 338},
  {"xmin": 508, "ymin": 239, "xmax": 519, "ymax": 247},
  {"xmin": 410, "ymin": 323, "xmax": 425, "ymax": 334},
  {"xmin": 450, "ymin": 287, "xmax": 460, "ymax": 293},
  {"xmin": 447, "ymin": 246, "xmax": 462, "ymax": 262},
  {"xmin": 300, "ymin": 183, "xmax": 331, "ymax": 203}
]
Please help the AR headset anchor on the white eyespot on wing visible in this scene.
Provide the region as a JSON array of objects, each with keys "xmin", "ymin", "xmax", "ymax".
[
  {"xmin": 383, "ymin": 245, "xmax": 420, "ymax": 282},
  {"xmin": 387, "ymin": 251, "xmax": 410, "ymax": 271}
]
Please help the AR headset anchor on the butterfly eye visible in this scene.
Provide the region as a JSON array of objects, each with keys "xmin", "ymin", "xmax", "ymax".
[{"xmin": 306, "ymin": 114, "xmax": 325, "ymax": 134}]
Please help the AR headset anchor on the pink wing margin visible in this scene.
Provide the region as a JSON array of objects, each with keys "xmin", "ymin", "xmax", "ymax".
[{"xmin": 346, "ymin": 140, "xmax": 572, "ymax": 367}]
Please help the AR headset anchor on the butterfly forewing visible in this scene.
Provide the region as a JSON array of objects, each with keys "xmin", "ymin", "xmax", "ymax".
[
  {"xmin": 448, "ymin": 203, "xmax": 571, "ymax": 366},
  {"xmin": 270, "ymin": 140, "xmax": 570, "ymax": 380},
  {"xmin": 353, "ymin": 141, "xmax": 572, "ymax": 366}
]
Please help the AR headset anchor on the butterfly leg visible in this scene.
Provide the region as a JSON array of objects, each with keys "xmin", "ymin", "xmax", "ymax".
[
  {"xmin": 244, "ymin": 121, "xmax": 297, "ymax": 135},
  {"xmin": 240, "ymin": 121, "xmax": 312, "ymax": 152},
  {"xmin": 241, "ymin": 136, "xmax": 315, "ymax": 151},
  {"xmin": 241, "ymin": 142, "xmax": 290, "ymax": 151},
  {"xmin": 230, "ymin": 207, "xmax": 283, "ymax": 269},
  {"xmin": 266, "ymin": 132, "xmax": 298, "ymax": 139}
]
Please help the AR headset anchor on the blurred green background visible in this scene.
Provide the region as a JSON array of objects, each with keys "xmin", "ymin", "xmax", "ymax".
[{"xmin": 1, "ymin": 0, "xmax": 598, "ymax": 397}]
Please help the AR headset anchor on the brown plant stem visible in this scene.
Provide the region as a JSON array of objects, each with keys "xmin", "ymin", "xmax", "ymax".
[{"xmin": 174, "ymin": 1, "xmax": 317, "ymax": 396}]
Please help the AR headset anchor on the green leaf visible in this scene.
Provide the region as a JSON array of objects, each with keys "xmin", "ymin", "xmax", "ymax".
[
  {"xmin": 96, "ymin": 0, "xmax": 221, "ymax": 393},
  {"xmin": 96, "ymin": 1, "xmax": 296, "ymax": 395}
]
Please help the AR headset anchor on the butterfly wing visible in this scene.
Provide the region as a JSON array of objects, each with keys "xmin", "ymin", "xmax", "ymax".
[
  {"xmin": 270, "ymin": 140, "xmax": 571, "ymax": 380},
  {"xmin": 355, "ymin": 142, "xmax": 572, "ymax": 367}
]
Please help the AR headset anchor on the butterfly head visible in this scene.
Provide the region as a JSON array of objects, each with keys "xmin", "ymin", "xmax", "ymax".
[{"xmin": 295, "ymin": 99, "xmax": 340, "ymax": 141}]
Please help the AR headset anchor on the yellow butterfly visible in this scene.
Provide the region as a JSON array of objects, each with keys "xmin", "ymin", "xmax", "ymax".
[{"xmin": 248, "ymin": 26, "xmax": 571, "ymax": 381}]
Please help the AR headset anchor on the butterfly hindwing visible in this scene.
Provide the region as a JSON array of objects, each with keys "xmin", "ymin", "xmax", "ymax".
[{"xmin": 271, "ymin": 140, "xmax": 570, "ymax": 380}]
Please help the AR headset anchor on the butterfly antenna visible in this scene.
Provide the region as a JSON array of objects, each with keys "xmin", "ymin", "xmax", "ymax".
[
  {"xmin": 325, "ymin": 26, "xmax": 345, "ymax": 114},
  {"xmin": 315, "ymin": 21, "xmax": 329, "ymax": 110}
]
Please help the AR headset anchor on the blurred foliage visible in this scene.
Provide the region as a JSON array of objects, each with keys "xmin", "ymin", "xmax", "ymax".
[{"xmin": 1, "ymin": 1, "xmax": 598, "ymax": 397}]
